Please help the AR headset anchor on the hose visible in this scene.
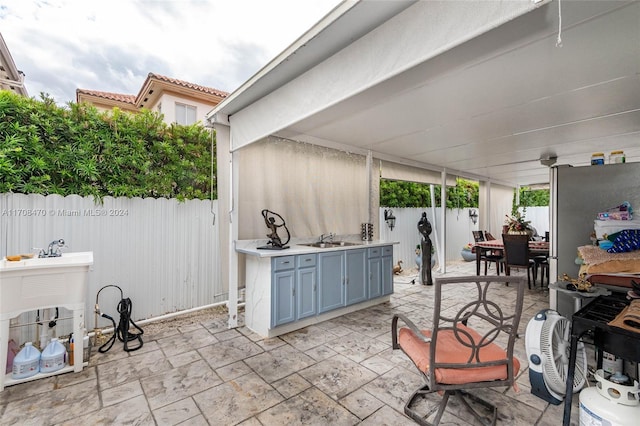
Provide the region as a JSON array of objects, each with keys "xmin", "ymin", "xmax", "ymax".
[{"xmin": 95, "ymin": 285, "xmax": 144, "ymax": 353}]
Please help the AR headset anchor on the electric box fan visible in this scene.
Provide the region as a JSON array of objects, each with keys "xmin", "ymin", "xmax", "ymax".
[{"xmin": 525, "ymin": 309, "xmax": 588, "ymax": 405}]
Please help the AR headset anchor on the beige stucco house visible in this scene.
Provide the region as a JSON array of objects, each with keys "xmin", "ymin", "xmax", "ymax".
[
  {"xmin": 76, "ymin": 72, "xmax": 228, "ymax": 125},
  {"xmin": 0, "ymin": 32, "xmax": 28, "ymax": 97}
]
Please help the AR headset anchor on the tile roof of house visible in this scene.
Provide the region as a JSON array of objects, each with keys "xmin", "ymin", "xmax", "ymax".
[
  {"xmin": 146, "ymin": 73, "xmax": 229, "ymax": 98},
  {"xmin": 76, "ymin": 89, "xmax": 136, "ymax": 105}
]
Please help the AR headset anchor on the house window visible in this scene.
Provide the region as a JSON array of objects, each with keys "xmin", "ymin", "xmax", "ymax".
[{"xmin": 175, "ymin": 103, "xmax": 197, "ymax": 125}]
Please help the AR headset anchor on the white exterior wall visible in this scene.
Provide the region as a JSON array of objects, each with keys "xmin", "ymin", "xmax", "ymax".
[{"xmin": 152, "ymin": 92, "xmax": 217, "ymax": 125}]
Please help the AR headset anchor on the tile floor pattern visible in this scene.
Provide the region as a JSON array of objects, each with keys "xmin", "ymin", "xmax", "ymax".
[{"xmin": 0, "ymin": 261, "xmax": 582, "ymax": 425}]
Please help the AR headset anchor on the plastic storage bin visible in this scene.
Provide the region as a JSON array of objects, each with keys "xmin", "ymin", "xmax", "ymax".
[
  {"xmin": 610, "ymin": 150, "xmax": 626, "ymax": 164},
  {"xmin": 591, "ymin": 152, "xmax": 605, "ymax": 165}
]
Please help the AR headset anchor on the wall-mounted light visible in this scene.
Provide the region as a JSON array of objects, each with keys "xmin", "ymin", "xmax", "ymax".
[
  {"xmin": 384, "ymin": 209, "xmax": 396, "ymax": 231},
  {"xmin": 469, "ymin": 209, "xmax": 478, "ymax": 225}
]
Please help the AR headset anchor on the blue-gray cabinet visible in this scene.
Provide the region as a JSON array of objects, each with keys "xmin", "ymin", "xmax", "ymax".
[
  {"xmin": 345, "ymin": 248, "xmax": 367, "ymax": 305},
  {"xmin": 271, "ymin": 245, "xmax": 393, "ymax": 329},
  {"xmin": 296, "ymin": 254, "xmax": 317, "ymax": 320},
  {"xmin": 272, "ymin": 254, "xmax": 318, "ymax": 327},
  {"xmin": 369, "ymin": 245, "xmax": 394, "ymax": 298},
  {"xmin": 381, "ymin": 245, "xmax": 394, "ymax": 295},
  {"xmin": 272, "ymin": 256, "xmax": 296, "ymax": 327},
  {"xmin": 318, "ymin": 251, "xmax": 345, "ymax": 313}
]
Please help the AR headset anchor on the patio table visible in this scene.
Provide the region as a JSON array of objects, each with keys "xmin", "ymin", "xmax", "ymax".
[{"xmin": 474, "ymin": 239, "xmax": 549, "ymax": 276}]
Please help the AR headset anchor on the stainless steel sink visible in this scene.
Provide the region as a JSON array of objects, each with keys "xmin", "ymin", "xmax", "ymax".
[
  {"xmin": 332, "ymin": 241, "xmax": 361, "ymax": 247},
  {"xmin": 299, "ymin": 241, "xmax": 361, "ymax": 248}
]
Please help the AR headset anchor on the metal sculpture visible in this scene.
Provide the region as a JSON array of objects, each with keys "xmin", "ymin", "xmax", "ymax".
[
  {"xmin": 417, "ymin": 212, "xmax": 433, "ymax": 285},
  {"xmin": 257, "ymin": 209, "xmax": 290, "ymax": 250}
]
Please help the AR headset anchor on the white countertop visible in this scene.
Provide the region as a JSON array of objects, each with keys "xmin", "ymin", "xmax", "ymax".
[{"xmin": 236, "ymin": 239, "xmax": 398, "ymax": 258}]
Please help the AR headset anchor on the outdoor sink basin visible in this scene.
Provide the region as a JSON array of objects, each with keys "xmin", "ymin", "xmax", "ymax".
[
  {"xmin": 1, "ymin": 251, "xmax": 94, "ymax": 271},
  {"xmin": 1, "ymin": 252, "xmax": 93, "ymax": 324},
  {"xmin": 299, "ymin": 241, "xmax": 361, "ymax": 248}
]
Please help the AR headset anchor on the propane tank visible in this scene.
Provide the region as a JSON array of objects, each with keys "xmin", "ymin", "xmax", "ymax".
[{"xmin": 579, "ymin": 369, "xmax": 640, "ymax": 426}]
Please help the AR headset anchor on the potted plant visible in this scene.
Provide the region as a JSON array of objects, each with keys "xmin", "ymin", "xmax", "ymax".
[
  {"xmin": 461, "ymin": 243, "xmax": 475, "ymax": 262},
  {"xmin": 505, "ymin": 210, "xmax": 532, "ymax": 235}
]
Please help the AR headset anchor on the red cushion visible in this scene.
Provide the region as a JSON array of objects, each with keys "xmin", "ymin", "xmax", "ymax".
[{"xmin": 398, "ymin": 324, "xmax": 520, "ymax": 385}]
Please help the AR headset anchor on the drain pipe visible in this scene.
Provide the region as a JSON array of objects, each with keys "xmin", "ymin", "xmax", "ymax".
[{"xmin": 89, "ymin": 299, "xmax": 245, "ymax": 337}]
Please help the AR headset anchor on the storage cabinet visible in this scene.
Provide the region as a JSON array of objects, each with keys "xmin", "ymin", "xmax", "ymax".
[
  {"xmin": 271, "ymin": 254, "xmax": 318, "ymax": 327},
  {"xmin": 345, "ymin": 249, "xmax": 367, "ymax": 305},
  {"xmin": 296, "ymin": 254, "xmax": 317, "ymax": 320},
  {"xmin": 258, "ymin": 245, "xmax": 393, "ymax": 336},
  {"xmin": 369, "ymin": 245, "xmax": 394, "ymax": 298},
  {"xmin": 318, "ymin": 251, "xmax": 345, "ymax": 313},
  {"xmin": 272, "ymin": 256, "xmax": 296, "ymax": 327},
  {"xmin": 382, "ymin": 245, "xmax": 394, "ymax": 295}
]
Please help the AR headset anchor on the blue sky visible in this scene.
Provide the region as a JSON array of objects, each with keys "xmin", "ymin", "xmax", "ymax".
[{"xmin": 1, "ymin": 0, "xmax": 343, "ymax": 104}]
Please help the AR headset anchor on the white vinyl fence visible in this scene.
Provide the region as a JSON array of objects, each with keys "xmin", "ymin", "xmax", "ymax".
[
  {"xmin": 378, "ymin": 206, "xmax": 549, "ymax": 272},
  {"xmin": 1, "ymin": 193, "xmax": 221, "ymax": 338},
  {"xmin": 1, "ymin": 192, "xmax": 548, "ymax": 342}
]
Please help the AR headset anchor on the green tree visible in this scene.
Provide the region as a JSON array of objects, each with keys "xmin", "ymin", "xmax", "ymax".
[
  {"xmin": 0, "ymin": 91, "xmax": 215, "ymax": 200},
  {"xmin": 380, "ymin": 178, "xmax": 479, "ymax": 208}
]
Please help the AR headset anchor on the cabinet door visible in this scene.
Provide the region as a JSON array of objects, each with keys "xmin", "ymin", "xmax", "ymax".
[
  {"xmin": 382, "ymin": 254, "xmax": 393, "ymax": 295},
  {"xmin": 297, "ymin": 267, "xmax": 317, "ymax": 320},
  {"xmin": 345, "ymin": 248, "xmax": 367, "ymax": 305},
  {"xmin": 272, "ymin": 270, "xmax": 295, "ymax": 327},
  {"xmin": 368, "ymin": 257, "xmax": 382, "ymax": 299},
  {"xmin": 318, "ymin": 251, "xmax": 345, "ymax": 313}
]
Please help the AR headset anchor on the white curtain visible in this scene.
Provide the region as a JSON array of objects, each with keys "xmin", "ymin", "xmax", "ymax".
[
  {"xmin": 238, "ymin": 137, "xmax": 368, "ymax": 240},
  {"xmin": 480, "ymin": 182, "xmax": 514, "ymax": 237},
  {"xmin": 379, "ymin": 160, "xmax": 457, "ymax": 186}
]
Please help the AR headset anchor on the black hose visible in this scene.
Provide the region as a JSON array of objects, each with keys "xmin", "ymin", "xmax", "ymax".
[
  {"xmin": 96, "ymin": 285, "xmax": 144, "ymax": 353},
  {"xmin": 116, "ymin": 297, "xmax": 144, "ymax": 352}
]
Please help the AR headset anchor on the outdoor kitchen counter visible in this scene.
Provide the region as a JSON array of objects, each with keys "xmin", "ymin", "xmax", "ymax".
[
  {"xmin": 235, "ymin": 239, "xmax": 398, "ymax": 338},
  {"xmin": 235, "ymin": 239, "xmax": 399, "ymax": 257}
]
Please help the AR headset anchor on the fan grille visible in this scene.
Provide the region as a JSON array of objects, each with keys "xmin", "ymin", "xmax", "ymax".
[{"xmin": 540, "ymin": 313, "xmax": 587, "ymax": 394}]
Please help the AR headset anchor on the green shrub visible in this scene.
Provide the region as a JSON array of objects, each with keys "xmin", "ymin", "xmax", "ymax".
[{"xmin": 0, "ymin": 91, "xmax": 215, "ymax": 200}]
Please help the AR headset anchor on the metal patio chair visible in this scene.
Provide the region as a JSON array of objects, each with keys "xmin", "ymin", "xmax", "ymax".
[
  {"xmin": 472, "ymin": 231, "xmax": 503, "ymax": 275},
  {"xmin": 392, "ymin": 275, "xmax": 525, "ymax": 425}
]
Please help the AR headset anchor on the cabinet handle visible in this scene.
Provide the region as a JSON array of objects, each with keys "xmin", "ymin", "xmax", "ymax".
[
  {"xmin": 293, "ymin": 287, "xmax": 295, "ymax": 296},
  {"xmin": 283, "ymin": 261, "xmax": 290, "ymax": 264}
]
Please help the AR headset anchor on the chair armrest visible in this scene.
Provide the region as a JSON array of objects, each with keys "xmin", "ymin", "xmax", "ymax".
[{"xmin": 392, "ymin": 313, "xmax": 431, "ymax": 349}]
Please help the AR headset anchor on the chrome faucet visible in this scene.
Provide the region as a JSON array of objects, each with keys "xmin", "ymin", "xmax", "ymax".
[
  {"xmin": 319, "ymin": 233, "xmax": 335, "ymax": 243},
  {"xmin": 39, "ymin": 239, "xmax": 65, "ymax": 258}
]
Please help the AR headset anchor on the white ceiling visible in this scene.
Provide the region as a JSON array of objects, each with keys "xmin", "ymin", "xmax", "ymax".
[{"xmin": 213, "ymin": 0, "xmax": 640, "ymax": 187}]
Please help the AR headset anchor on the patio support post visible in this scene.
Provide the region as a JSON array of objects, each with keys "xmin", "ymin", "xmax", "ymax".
[
  {"xmin": 212, "ymin": 120, "xmax": 238, "ymax": 328},
  {"xmin": 367, "ymin": 151, "xmax": 379, "ymax": 239},
  {"xmin": 440, "ymin": 170, "xmax": 447, "ymax": 274},
  {"xmin": 228, "ymin": 150, "xmax": 239, "ymax": 328},
  {"xmin": 429, "ymin": 184, "xmax": 441, "ymax": 272}
]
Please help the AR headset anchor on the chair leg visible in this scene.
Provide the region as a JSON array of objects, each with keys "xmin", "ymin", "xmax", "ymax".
[
  {"xmin": 404, "ymin": 383, "xmax": 447, "ymax": 426},
  {"xmin": 455, "ymin": 390, "xmax": 498, "ymax": 426}
]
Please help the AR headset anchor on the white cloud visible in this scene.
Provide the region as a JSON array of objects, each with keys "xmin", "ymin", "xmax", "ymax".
[{"xmin": 1, "ymin": 0, "xmax": 343, "ymax": 104}]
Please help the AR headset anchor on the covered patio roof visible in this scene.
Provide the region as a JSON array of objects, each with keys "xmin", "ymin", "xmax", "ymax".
[
  {"xmin": 207, "ymin": 0, "xmax": 640, "ymax": 329},
  {"xmin": 209, "ymin": 0, "xmax": 640, "ymax": 187}
]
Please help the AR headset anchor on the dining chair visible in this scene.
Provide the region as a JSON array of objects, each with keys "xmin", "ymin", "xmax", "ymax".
[
  {"xmin": 502, "ymin": 233, "xmax": 536, "ymax": 289},
  {"xmin": 473, "ymin": 231, "xmax": 502, "ymax": 275},
  {"xmin": 392, "ymin": 275, "xmax": 526, "ymax": 425}
]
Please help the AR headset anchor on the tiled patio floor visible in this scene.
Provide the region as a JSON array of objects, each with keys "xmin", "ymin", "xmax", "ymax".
[{"xmin": 0, "ymin": 261, "xmax": 581, "ymax": 425}]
